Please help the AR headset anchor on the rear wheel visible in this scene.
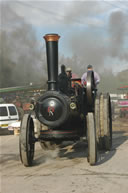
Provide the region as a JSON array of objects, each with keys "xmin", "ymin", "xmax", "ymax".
[
  {"xmin": 87, "ymin": 113, "xmax": 97, "ymax": 165},
  {"xmin": 19, "ymin": 114, "xmax": 35, "ymax": 166},
  {"xmin": 100, "ymin": 93, "xmax": 112, "ymax": 150},
  {"xmin": 94, "ymin": 93, "xmax": 103, "ymax": 149}
]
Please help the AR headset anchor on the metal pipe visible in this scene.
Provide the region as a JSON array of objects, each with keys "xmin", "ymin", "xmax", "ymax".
[{"xmin": 43, "ymin": 34, "xmax": 60, "ymax": 91}]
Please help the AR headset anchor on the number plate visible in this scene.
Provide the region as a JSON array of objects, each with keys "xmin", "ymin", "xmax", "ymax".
[{"xmin": 1, "ymin": 124, "xmax": 8, "ymax": 127}]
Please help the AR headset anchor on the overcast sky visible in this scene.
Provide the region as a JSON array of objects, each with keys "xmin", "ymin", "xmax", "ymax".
[{"xmin": 1, "ymin": 0, "xmax": 128, "ymax": 74}]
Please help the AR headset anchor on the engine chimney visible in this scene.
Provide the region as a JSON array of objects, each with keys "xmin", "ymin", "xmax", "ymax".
[{"xmin": 43, "ymin": 34, "xmax": 60, "ymax": 91}]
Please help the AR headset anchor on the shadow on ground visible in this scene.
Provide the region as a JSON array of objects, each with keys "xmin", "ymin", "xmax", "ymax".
[
  {"xmin": 34, "ymin": 129, "xmax": 128, "ymax": 166},
  {"xmin": 96, "ymin": 130, "xmax": 128, "ymax": 165}
]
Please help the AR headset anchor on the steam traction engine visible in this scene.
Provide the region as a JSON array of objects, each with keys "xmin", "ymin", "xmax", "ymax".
[{"xmin": 19, "ymin": 34, "xmax": 112, "ymax": 166}]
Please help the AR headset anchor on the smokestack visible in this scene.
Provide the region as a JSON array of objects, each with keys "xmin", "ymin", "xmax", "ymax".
[{"xmin": 43, "ymin": 34, "xmax": 60, "ymax": 91}]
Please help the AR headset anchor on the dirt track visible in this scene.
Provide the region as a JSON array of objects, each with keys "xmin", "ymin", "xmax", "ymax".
[{"xmin": 0, "ymin": 118, "xmax": 128, "ymax": 193}]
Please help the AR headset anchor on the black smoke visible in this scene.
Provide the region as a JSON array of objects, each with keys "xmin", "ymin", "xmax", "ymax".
[
  {"xmin": 63, "ymin": 2, "xmax": 128, "ymax": 74},
  {"xmin": 0, "ymin": 2, "xmax": 46, "ymax": 88}
]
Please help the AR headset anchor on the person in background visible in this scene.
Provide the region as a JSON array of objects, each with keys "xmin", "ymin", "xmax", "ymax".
[
  {"xmin": 58, "ymin": 64, "xmax": 68, "ymax": 94},
  {"xmin": 66, "ymin": 67, "xmax": 72, "ymax": 79},
  {"xmin": 81, "ymin": 64, "xmax": 100, "ymax": 87},
  {"xmin": 66, "ymin": 67, "xmax": 72, "ymax": 88}
]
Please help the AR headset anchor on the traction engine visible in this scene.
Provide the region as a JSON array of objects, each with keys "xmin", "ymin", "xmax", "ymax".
[{"xmin": 19, "ymin": 34, "xmax": 112, "ymax": 166}]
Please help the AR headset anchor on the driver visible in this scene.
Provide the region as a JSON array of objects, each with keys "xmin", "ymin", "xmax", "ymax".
[{"xmin": 81, "ymin": 65, "xmax": 100, "ymax": 87}]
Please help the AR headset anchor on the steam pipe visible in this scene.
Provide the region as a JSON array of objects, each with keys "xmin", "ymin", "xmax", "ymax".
[{"xmin": 43, "ymin": 34, "xmax": 60, "ymax": 91}]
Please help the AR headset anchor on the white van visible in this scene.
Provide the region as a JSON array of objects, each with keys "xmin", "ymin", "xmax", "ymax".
[{"xmin": 0, "ymin": 104, "xmax": 19, "ymax": 132}]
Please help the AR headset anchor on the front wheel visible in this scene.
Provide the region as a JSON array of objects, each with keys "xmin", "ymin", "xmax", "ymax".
[{"xmin": 19, "ymin": 114, "xmax": 35, "ymax": 167}]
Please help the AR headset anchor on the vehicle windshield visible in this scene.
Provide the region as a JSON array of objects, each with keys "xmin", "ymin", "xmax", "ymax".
[
  {"xmin": 8, "ymin": 106, "xmax": 17, "ymax": 116},
  {"xmin": 0, "ymin": 107, "xmax": 8, "ymax": 116}
]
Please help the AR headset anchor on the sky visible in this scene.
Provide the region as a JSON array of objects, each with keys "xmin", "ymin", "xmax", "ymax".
[{"xmin": 1, "ymin": 0, "xmax": 128, "ymax": 75}]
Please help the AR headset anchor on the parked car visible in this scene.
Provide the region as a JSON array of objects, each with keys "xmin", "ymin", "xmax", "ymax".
[{"xmin": 0, "ymin": 104, "xmax": 19, "ymax": 134}]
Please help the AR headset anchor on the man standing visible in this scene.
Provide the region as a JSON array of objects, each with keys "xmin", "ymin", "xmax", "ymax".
[
  {"xmin": 81, "ymin": 65, "xmax": 100, "ymax": 86},
  {"xmin": 58, "ymin": 64, "xmax": 68, "ymax": 93},
  {"xmin": 66, "ymin": 67, "xmax": 72, "ymax": 88}
]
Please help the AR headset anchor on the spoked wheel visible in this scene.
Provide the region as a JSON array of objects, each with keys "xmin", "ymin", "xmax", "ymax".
[
  {"xmin": 100, "ymin": 93, "xmax": 112, "ymax": 150},
  {"xmin": 87, "ymin": 112, "xmax": 97, "ymax": 165},
  {"xmin": 86, "ymin": 71, "xmax": 95, "ymax": 106},
  {"xmin": 19, "ymin": 114, "xmax": 35, "ymax": 166}
]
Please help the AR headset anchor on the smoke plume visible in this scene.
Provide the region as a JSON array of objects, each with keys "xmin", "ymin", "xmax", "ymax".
[
  {"xmin": 108, "ymin": 10, "xmax": 127, "ymax": 58},
  {"xmin": 0, "ymin": 2, "xmax": 46, "ymax": 88},
  {"xmin": 62, "ymin": 2, "xmax": 128, "ymax": 74}
]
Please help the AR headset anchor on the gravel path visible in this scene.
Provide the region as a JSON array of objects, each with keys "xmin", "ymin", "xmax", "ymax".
[{"xmin": 0, "ymin": 119, "xmax": 128, "ymax": 193}]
